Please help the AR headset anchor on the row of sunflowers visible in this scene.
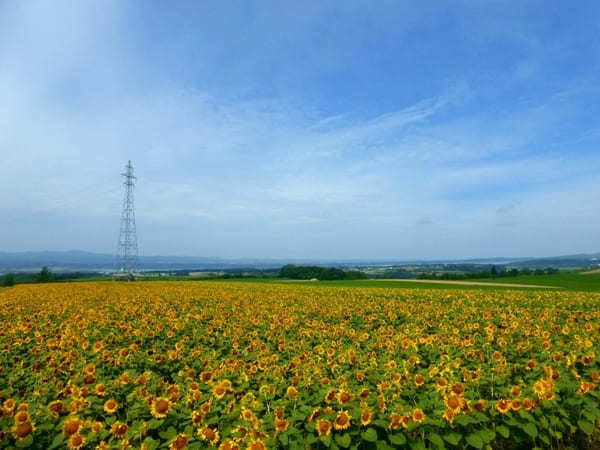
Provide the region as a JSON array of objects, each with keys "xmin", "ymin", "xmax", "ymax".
[{"xmin": 0, "ymin": 281, "xmax": 598, "ymax": 449}]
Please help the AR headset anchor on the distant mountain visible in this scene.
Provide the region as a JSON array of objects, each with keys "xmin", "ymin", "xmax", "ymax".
[{"xmin": 0, "ymin": 250, "xmax": 598, "ymax": 273}]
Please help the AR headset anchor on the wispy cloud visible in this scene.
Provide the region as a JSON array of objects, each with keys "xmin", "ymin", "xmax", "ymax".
[{"xmin": 1, "ymin": 1, "xmax": 599, "ymax": 258}]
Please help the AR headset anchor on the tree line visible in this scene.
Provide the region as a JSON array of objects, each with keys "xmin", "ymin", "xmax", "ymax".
[
  {"xmin": 279, "ymin": 264, "xmax": 368, "ymax": 281},
  {"xmin": 2, "ymin": 266, "xmax": 58, "ymax": 286},
  {"xmin": 417, "ymin": 266, "xmax": 559, "ymax": 280}
]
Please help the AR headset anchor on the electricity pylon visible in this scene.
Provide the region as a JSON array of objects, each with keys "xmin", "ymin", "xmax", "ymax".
[{"xmin": 116, "ymin": 160, "xmax": 138, "ymax": 275}]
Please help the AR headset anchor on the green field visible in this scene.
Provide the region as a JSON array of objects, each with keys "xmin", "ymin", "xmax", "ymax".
[
  {"xmin": 255, "ymin": 271, "xmax": 600, "ymax": 292},
  {"xmin": 463, "ymin": 271, "xmax": 600, "ymax": 292}
]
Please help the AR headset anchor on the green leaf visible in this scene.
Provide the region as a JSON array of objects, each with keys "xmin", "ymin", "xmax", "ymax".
[
  {"xmin": 389, "ymin": 433, "xmax": 407, "ymax": 445},
  {"xmin": 428, "ymin": 433, "xmax": 446, "ymax": 449},
  {"xmin": 305, "ymin": 434, "xmax": 318, "ymax": 445},
  {"xmin": 443, "ymin": 432, "xmax": 462, "ymax": 446},
  {"xmin": 578, "ymin": 419, "xmax": 594, "ymax": 436},
  {"xmin": 372, "ymin": 419, "xmax": 388, "ymax": 428},
  {"xmin": 376, "ymin": 441, "xmax": 394, "ymax": 450},
  {"xmin": 478, "ymin": 428, "xmax": 495, "ymax": 443},
  {"xmin": 48, "ymin": 434, "xmax": 65, "ymax": 450},
  {"xmin": 496, "ymin": 425, "xmax": 509, "ymax": 439},
  {"xmin": 319, "ymin": 434, "xmax": 332, "ymax": 447},
  {"xmin": 455, "ymin": 414, "xmax": 477, "ymax": 426},
  {"xmin": 410, "ymin": 439, "xmax": 426, "ymax": 450},
  {"xmin": 539, "ymin": 433, "xmax": 550, "ymax": 446},
  {"xmin": 518, "ymin": 410, "xmax": 535, "ymax": 422},
  {"xmin": 279, "ymin": 433, "xmax": 289, "ymax": 445},
  {"xmin": 465, "ymin": 433, "xmax": 483, "ymax": 449},
  {"xmin": 159, "ymin": 426, "xmax": 177, "ymax": 440},
  {"xmin": 361, "ymin": 428, "xmax": 378, "ymax": 443},
  {"xmin": 142, "ymin": 437, "xmax": 159, "ymax": 450},
  {"xmin": 15, "ymin": 435, "xmax": 33, "ymax": 448},
  {"xmin": 147, "ymin": 419, "xmax": 162, "ymax": 430},
  {"xmin": 522, "ymin": 422, "xmax": 538, "ymax": 439},
  {"xmin": 335, "ymin": 433, "xmax": 352, "ymax": 448}
]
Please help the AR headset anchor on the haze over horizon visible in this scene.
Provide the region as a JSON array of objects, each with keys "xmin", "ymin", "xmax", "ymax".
[{"xmin": 2, "ymin": 1, "xmax": 599, "ymax": 260}]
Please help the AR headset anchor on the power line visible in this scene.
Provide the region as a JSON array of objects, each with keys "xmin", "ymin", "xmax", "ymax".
[{"xmin": 116, "ymin": 161, "xmax": 138, "ymax": 274}]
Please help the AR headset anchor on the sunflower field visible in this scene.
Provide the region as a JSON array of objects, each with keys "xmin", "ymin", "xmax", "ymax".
[{"xmin": 0, "ymin": 281, "xmax": 598, "ymax": 449}]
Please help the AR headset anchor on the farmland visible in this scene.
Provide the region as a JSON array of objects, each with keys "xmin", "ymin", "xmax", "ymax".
[{"xmin": 0, "ymin": 282, "xmax": 599, "ymax": 449}]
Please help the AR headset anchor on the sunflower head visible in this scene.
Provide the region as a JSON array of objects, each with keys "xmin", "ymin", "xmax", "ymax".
[
  {"xmin": 67, "ymin": 433, "xmax": 86, "ymax": 450},
  {"xmin": 316, "ymin": 419, "xmax": 332, "ymax": 436},
  {"xmin": 103, "ymin": 399, "xmax": 118, "ymax": 414},
  {"xmin": 169, "ymin": 434, "xmax": 189, "ymax": 450},
  {"xmin": 412, "ymin": 408, "xmax": 426, "ymax": 424},
  {"xmin": 151, "ymin": 397, "xmax": 172, "ymax": 419},
  {"xmin": 333, "ymin": 410, "xmax": 351, "ymax": 430}
]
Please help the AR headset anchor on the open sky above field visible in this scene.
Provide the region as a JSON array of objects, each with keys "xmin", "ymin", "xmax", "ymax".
[{"xmin": 1, "ymin": 1, "xmax": 600, "ymax": 259}]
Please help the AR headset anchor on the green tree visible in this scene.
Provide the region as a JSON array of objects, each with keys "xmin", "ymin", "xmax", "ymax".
[
  {"xmin": 491, "ymin": 265, "xmax": 498, "ymax": 279},
  {"xmin": 1, "ymin": 273, "xmax": 15, "ymax": 287},
  {"xmin": 38, "ymin": 266, "xmax": 53, "ymax": 283}
]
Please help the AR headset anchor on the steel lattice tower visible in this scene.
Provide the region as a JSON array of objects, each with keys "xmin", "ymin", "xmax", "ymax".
[{"xmin": 116, "ymin": 160, "xmax": 138, "ymax": 274}]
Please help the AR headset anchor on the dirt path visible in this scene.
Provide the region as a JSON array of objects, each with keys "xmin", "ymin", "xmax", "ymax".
[
  {"xmin": 375, "ymin": 279, "xmax": 562, "ymax": 289},
  {"xmin": 582, "ymin": 268, "xmax": 600, "ymax": 275}
]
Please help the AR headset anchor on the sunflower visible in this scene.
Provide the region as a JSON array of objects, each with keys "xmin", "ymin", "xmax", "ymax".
[
  {"xmin": 308, "ymin": 407, "xmax": 321, "ymax": 422},
  {"xmin": 246, "ymin": 440, "xmax": 266, "ymax": 450},
  {"xmin": 241, "ymin": 408, "xmax": 255, "ymax": 422},
  {"xmin": 199, "ymin": 427, "xmax": 220, "ymax": 446},
  {"xmin": 14, "ymin": 410, "xmax": 30, "ymax": 423},
  {"xmin": 533, "ymin": 380, "xmax": 546, "ymax": 397},
  {"xmin": 151, "ymin": 397, "xmax": 172, "ymax": 419},
  {"xmin": 91, "ymin": 421, "xmax": 103, "ymax": 433},
  {"xmin": 510, "ymin": 398, "xmax": 522, "ymax": 411},
  {"xmin": 104, "ymin": 399, "xmax": 118, "ymax": 414},
  {"xmin": 450, "ymin": 383, "xmax": 465, "ymax": 396},
  {"xmin": 169, "ymin": 434, "xmax": 189, "ymax": 450},
  {"xmin": 324, "ymin": 389, "xmax": 337, "ymax": 403},
  {"xmin": 111, "ymin": 421, "xmax": 128, "ymax": 439},
  {"xmin": 522, "ymin": 397, "xmax": 533, "ymax": 410},
  {"xmin": 12, "ymin": 421, "xmax": 35, "ymax": 440},
  {"xmin": 48, "ymin": 400, "xmax": 65, "ymax": 418},
  {"xmin": 443, "ymin": 409, "xmax": 455, "ymax": 424},
  {"xmin": 286, "ymin": 386, "xmax": 299, "ymax": 400},
  {"xmin": 316, "ymin": 419, "xmax": 332, "ymax": 436},
  {"xmin": 445, "ymin": 394, "xmax": 461, "ymax": 412},
  {"xmin": 95, "ymin": 384, "xmax": 107, "ymax": 397},
  {"xmin": 68, "ymin": 433, "xmax": 86, "ymax": 450},
  {"xmin": 360, "ymin": 408, "xmax": 373, "ymax": 427},
  {"xmin": 213, "ymin": 384, "xmax": 227, "ymax": 399},
  {"xmin": 510, "ymin": 386, "xmax": 521, "ymax": 397},
  {"xmin": 274, "ymin": 406, "xmax": 285, "ymax": 419},
  {"xmin": 63, "ymin": 417, "xmax": 83, "ymax": 436},
  {"xmin": 388, "ymin": 413, "xmax": 402, "ymax": 430},
  {"xmin": 337, "ymin": 390, "xmax": 352, "ymax": 405},
  {"xmin": 200, "ymin": 401, "xmax": 212, "ymax": 415},
  {"xmin": 275, "ymin": 418, "xmax": 289, "ymax": 432},
  {"xmin": 191, "ymin": 410, "xmax": 203, "ymax": 427},
  {"xmin": 414, "ymin": 374, "xmax": 425, "ymax": 387},
  {"xmin": 3, "ymin": 399, "xmax": 15, "ymax": 415},
  {"xmin": 526, "ymin": 359, "xmax": 537, "ymax": 370},
  {"xmin": 473, "ymin": 399, "xmax": 486, "ymax": 412},
  {"xmin": 333, "ymin": 410, "xmax": 351, "ymax": 430},
  {"xmin": 219, "ymin": 440, "xmax": 241, "ymax": 450},
  {"xmin": 400, "ymin": 414, "xmax": 411, "ymax": 429},
  {"xmin": 495, "ymin": 399, "xmax": 510, "ymax": 414},
  {"xmin": 436, "ymin": 377, "xmax": 448, "ymax": 391},
  {"xmin": 412, "ymin": 408, "xmax": 426, "ymax": 424}
]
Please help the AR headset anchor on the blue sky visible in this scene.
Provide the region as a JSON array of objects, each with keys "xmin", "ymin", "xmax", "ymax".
[{"xmin": 1, "ymin": 0, "xmax": 599, "ymax": 259}]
